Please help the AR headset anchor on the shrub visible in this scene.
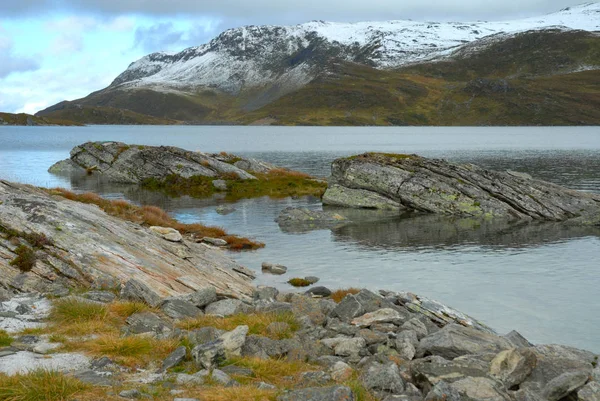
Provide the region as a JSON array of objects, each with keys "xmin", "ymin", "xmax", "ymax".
[{"xmin": 9, "ymin": 245, "xmax": 37, "ymax": 272}]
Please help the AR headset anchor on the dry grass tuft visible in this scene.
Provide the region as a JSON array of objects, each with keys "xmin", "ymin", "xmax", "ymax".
[
  {"xmin": 330, "ymin": 288, "xmax": 361, "ymax": 303},
  {"xmin": 0, "ymin": 370, "xmax": 89, "ymax": 401},
  {"xmin": 178, "ymin": 312, "xmax": 299, "ymax": 340},
  {"xmin": 78, "ymin": 334, "xmax": 178, "ymax": 367},
  {"xmin": 48, "ymin": 188, "xmax": 264, "ymax": 251},
  {"xmin": 287, "ymin": 278, "xmax": 312, "ymax": 287},
  {"xmin": 108, "ymin": 301, "xmax": 151, "ymax": 318},
  {"xmin": 223, "ymin": 357, "xmax": 318, "ymax": 387},
  {"xmin": 49, "ymin": 298, "xmax": 108, "ymax": 325},
  {"xmin": 0, "ymin": 330, "xmax": 13, "ymax": 347}
]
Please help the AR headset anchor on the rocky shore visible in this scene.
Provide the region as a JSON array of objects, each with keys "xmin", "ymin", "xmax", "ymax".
[{"xmin": 0, "ymin": 151, "xmax": 598, "ymax": 400}]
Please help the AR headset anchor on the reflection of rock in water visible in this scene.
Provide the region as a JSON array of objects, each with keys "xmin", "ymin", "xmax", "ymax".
[{"xmin": 332, "ymin": 214, "xmax": 600, "ymax": 250}]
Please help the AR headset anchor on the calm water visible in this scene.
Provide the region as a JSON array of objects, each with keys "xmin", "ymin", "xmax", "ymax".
[{"xmin": 1, "ymin": 125, "xmax": 599, "ymax": 352}]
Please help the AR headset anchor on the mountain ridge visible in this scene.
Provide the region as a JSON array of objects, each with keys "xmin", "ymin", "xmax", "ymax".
[{"xmin": 37, "ymin": 3, "xmax": 600, "ymax": 126}]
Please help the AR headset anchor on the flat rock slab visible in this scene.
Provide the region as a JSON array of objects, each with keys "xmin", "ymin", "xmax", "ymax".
[
  {"xmin": 0, "ymin": 351, "xmax": 91, "ymax": 375},
  {"xmin": 0, "ymin": 180, "xmax": 254, "ymax": 300}
]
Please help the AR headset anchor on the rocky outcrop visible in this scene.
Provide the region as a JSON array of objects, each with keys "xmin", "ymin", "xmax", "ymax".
[
  {"xmin": 0, "ymin": 180, "xmax": 253, "ymax": 300},
  {"xmin": 48, "ymin": 142, "xmax": 274, "ymax": 184},
  {"xmin": 323, "ymin": 153, "xmax": 600, "ymax": 223}
]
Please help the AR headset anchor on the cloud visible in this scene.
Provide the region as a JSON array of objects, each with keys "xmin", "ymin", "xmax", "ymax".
[
  {"xmin": 133, "ymin": 20, "xmax": 222, "ymax": 53},
  {"xmin": 0, "ymin": 0, "xmax": 588, "ymax": 22},
  {"xmin": 0, "ymin": 30, "xmax": 40, "ymax": 78}
]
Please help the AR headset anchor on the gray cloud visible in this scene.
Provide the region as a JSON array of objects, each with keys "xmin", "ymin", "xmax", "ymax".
[
  {"xmin": 0, "ymin": 36, "xmax": 40, "ymax": 78},
  {"xmin": 0, "ymin": 0, "xmax": 589, "ymax": 23},
  {"xmin": 133, "ymin": 21, "xmax": 223, "ymax": 53}
]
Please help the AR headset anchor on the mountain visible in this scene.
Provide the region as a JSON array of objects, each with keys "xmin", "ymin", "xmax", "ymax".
[
  {"xmin": 0, "ymin": 112, "xmax": 81, "ymax": 126},
  {"xmin": 37, "ymin": 3, "xmax": 600, "ymax": 126}
]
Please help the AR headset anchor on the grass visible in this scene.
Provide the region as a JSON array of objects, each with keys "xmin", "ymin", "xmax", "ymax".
[
  {"xmin": 287, "ymin": 278, "xmax": 312, "ymax": 288},
  {"xmin": 47, "ymin": 188, "xmax": 264, "ymax": 251},
  {"xmin": 178, "ymin": 312, "xmax": 300, "ymax": 340},
  {"xmin": 186, "ymin": 386, "xmax": 276, "ymax": 401},
  {"xmin": 223, "ymin": 357, "xmax": 318, "ymax": 387},
  {"xmin": 0, "ymin": 370, "xmax": 89, "ymax": 401},
  {"xmin": 49, "ymin": 298, "xmax": 108, "ymax": 324},
  {"xmin": 0, "ymin": 330, "xmax": 13, "ymax": 347},
  {"xmin": 108, "ymin": 301, "xmax": 151, "ymax": 318},
  {"xmin": 330, "ymin": 288, "xmax": 361, "ymax": 303},
  {"xmin": 9, "ymin": 245, "xmax": 37, "ymax": 272},
  {"xmin": 142, "ymin": 168, "xmax": 327, "ymax": 202}
]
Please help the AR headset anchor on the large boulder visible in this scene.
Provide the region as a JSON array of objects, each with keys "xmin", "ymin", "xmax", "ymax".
[
  {"xmin": 0, "ymin": 180, "xmax": 254, "ymax": 300},
  {"xmin": 48, "ymin": 141, "xmax": 257, "ymax": 183},
  {"xmin": 489, "ymin": 348, "xmax": 537, "ymax": 388},
  {"xmin": 323, "ymin": 153, "xmax": 600, "ymax": 223},
  {"xmin": 417, "ymin": 324, "xmax": 512, "ymax": 359}
]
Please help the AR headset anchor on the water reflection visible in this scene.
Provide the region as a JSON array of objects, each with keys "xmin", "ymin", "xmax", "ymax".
[{"xmin": 331, "ymin": 214, "xmax": 600, "ymax": 251}]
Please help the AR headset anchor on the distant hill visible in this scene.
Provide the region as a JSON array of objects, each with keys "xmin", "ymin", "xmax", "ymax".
[
  {"xmin": 37, "ymin": 3, "xmax": 600, "ymax": 126},
  {"xmin": 0, "ymin": 112, "xmax": 82, "ymax": 127}
]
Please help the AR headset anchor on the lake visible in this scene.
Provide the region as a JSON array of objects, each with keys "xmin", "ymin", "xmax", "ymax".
[{"xmin": 1, "ymin": 125, "xmax": 599, "ymax": 352}]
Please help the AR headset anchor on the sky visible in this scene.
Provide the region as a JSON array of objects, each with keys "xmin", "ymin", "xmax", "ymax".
[{"xmin": 0, "ymin": 0, "xmax": 592, "ymax": 114}]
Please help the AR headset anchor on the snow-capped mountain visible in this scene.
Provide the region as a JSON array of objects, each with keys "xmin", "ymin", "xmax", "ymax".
[{"xmin": 112, "ymin": 2, "xmax": 600, "ymax": 94}]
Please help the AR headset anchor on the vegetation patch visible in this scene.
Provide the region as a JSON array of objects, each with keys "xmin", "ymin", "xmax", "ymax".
[
  {"xmin": 330, "ymin": 288, "xmax": 361, "ymax": 303},
  {"xmin": 141, "ymin": 168, "xmax": 327, "ymax": 202},
  {"xmin": 178, "ymin": 312, "xmax": 300, "ymax": 340},
  {"xmin": 9, "ymin": 245, "xmax": 37, "ymax": 272},
  {"xmin": 185, "ymin": 385, "xmax": 276, "ymax": 401},
  {"xmin": 0, "ymin": 370, "xmax": 89, "ymax": 401},
  {"xmin": 47, "ymin": 189, "xmax": 264, "ymax": 251},
  {"xmin": 0, "ymin": 330, "xmax": 13, "ymax": 347},
  {"xmin": 287, "ymin": 278, "xmax": 312, "ymax": 287},
  {"xmin": 77, "ymin": 334, "xmax": 177, "ymax": 367},
  {"xmin": 223, "ymin": 357, "xmax": 318, "ymax": 387}
]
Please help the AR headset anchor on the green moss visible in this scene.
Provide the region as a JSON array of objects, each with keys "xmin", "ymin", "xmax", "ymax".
[{"xmin": 0, "ymin": 330, "xmax": 13, "ymax": 347}]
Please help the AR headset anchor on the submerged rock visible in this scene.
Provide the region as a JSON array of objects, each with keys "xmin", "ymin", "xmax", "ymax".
[
  {"xmin": 48, "ymin": 141, "xmax": 258, "ymax": 183},
  {"xmin": 322, "ymin": 153, "xmax": 600, "ymax": 223}
]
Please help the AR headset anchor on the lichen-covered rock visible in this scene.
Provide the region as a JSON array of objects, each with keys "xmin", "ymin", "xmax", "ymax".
[
  {"xmin": 323, "ymin": 153, "xmax": 600, "ymax": 223},
  {"xmin": 449, "ymin": 377, "xmax": 511, "ymax": 401},
  {"xmin": 277, "ymin": 386, "xmax": 355, "ymax": 401},
  {"xmin": 48, "ymin": 141, "xmax": 257, "ymax": 183},
  {"xmin": 489, "ymin": 348, "xmax": 537, "ymax": 388}
]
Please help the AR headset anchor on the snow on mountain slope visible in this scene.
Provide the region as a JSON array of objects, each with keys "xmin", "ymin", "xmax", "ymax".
[{"xmin": 112, "ymin": 2, "xmax": 600, "ymax": 94}]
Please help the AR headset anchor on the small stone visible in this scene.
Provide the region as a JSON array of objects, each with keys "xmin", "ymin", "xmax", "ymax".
[
  {"xmin": 160, "ymin": 299, "xmax": 202, "ymax": 320},
  {"xmin": 188, "ymin": 327, "xmax": 225, "ymax": 346},
  {"xmin": 161, "ymin": 346, "xmax": 187, "ymax": 372},
  {"xmin": 219, "ymin": 325, "xmax": 249, "ymax": 357},
  {"xmin": 73, "ymin": 370, "xmax": 114, "ymax": 387},
  {"xmin": 306, "ymin": 286, "xmax": 332, "ymax": 298},
  {"xmin": 211, "ymin": 369, "xmax": 236, "ymax": 386},
  {"xmin": 202, "ymin": 237, "xmax": 228, "ymax": 247},
  {"xmin": 119, "ymin": 389, "xmax": 142, "ymax": 399},
  {"xmin": 216, "ymin": 205, "xmax": 236, "ymax": 215},
  {"xmin": 212, "ymin": 180, "xmax": 228, "ymax": 190},
  {"xmin": 32, "ymin": 342, "xmax": 61, "ymax": 354},
  {"xmin": 120, "ymin": 279, "xmax": 163, "ymax": 308},
  {"xmin": 351, "ymin": 308, "xmax": 404, "ymax": 327},
  {"xmin": 425, "ymin": 381, "xmax": 461, "ymax": 401},
  {"xmin": 205, "ymin": 299, "xmax": 249, "ymax": 317},
  {"xmin": 125, "ymin": 312, "xmax": 171, "ymax": 335},
  {"xmin": 301, "ymin": 371, "xmax": 331, "ymax": 386},
  {"xmin": 262, "ymin": 262, "xmax": 288, "ymax": 275},
  {"xmin": 182, "ymin": 287, "xmax": 217, "ymax": 308},
  {"xmin": 220, "ymin": 365, "xmax": 254, "ymax": 377},
  {"xmin": 256, "ymin": 382, "xmax": 276, "ymax": 390},
  {"xmin": 400, "ymin": 318, "xmax": 428, "ymax": 339},
  {"xmin": 362, "ymin": 362, "xmax": 405, "ymax": 394},
  {"xmin": 277, "ymin": 386, "xmax": 354, "ymax": 401},
  {"xmin": 82, "ymin": 291, "xmax": 116, "ymax": 303},
  {"xmin": 149, "ymin": 226, "xmax": 183, "ymax": 242},
  {"xmin": 192, "ymin": 340, "xmax": 226, "ymax": 370},
  {"xmin": 330, "ymin": 361, "xmax": 354, "ymax": 382},
  {"xmin": 305, "ymin": 276, "xmax": 320, "ymax": 285},
  {"xmin": 253, "ymin": 286, "xmax": 279, "ymax": 301}
]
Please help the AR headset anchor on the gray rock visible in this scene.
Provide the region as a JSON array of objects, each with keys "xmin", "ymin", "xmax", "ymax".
[
  {"xmin": 352, "ymin": 308, "xmax": 405, "ymax": 327},
  {"xmin": 323, "ymin": 184, "xmax": 404, "ymax": 210},
  {"xmin": 321, "ymin": 337, "xmax": 366, "ymax": 358},
  {"xmin": 489, "ymin": 348, "xmax": 537, "ymax": 388},
  {"xmin": 220, "ymin": 365, "xmax": 254, "ymax": 377},
  {"xmin": 331, "ymin": 295, "xmax": 365, "ymax": 322},
  {"xmin": 72, "ymin": 370, "xmax": 114, "ymax": 386},
  {"xmin": 262, "ymin": 262, "xmax": 288, "ymax": 275},
  {"xmin": 202, "ymin": 237, "xmax": 228, "ymax": 247},
  {"xmin": 256, "ymin": 381, "xmax": 277, "ymax": 390},
  {"xmin": 254, "ymin": 301, "xmax": 293, "ymax": 314},
  {"xmin": 161, "ymin": 346, "xmax": 187, "ymax": 372},
  {"xmin": 450, "ymin": 377, "xmax": 511, "ymax": 401},
  {"xmin": 412, "ymin": 355, "xmax": 490, "ymax": 387},
  {"xmin": 301, "ymin": 371, "xmax": 332, "ymax": 386},
  {"xmin": 324, "ymin": 153, "xmax": 600, "ymax": 223},
  {"xmin": 188, "ymin": 327, "xmax": 225, "ymax": 346},
  {"xmin": 401, "ymin": 318, "xmax": 428, "ymax": 339},
  {"xmin": 205, "ymin": 299, "xmax": 249, "ymax": 316},
  {"xmin": 424, "ymin": 381, "xmax": 461, "ymax": 401},
  {"xmin": 276, "ymin": 208, "xmax": 349, "ymax": 229},
  {"xmin": 125, "ymin": 312, "xmax": 171, "ymax": 335},
  {"xmin": 212, "ymin": 180, "xmax": 228, "ymax": 191},
  {"xmin": 160, "ymin": 299, "xmax": 202, "ymax": 320},
  {"xmin": 253, "ymin": 286, "xmax": 279, "ymax": 301},
  {"xmin": 241, "ymin": 335, "xmax": 293, "ymax": 359},
  {"xmin": 119, "ymin": 389, "xmax": 142, "ymax": 399},
  {"xmin": 395, "ymin": 338, "xmax": 416, "ymax": 361},
  {"xmin": 363, "ymin": 362, "xmax": 405, "ymax": 394},
  {"xmin": 305, "ymin": 276, "xmax": 320, "ymax": 285},
  {"xmin": 219, "ymin": 325, "xmax": 248, "ymax": 357},
  {"xmin": 277, "ymin": 385, "xmax": 355, "ymax": 401},
  {"xmin": 503, "ymin": 330, "xmax": 533, "ymax": 348},
  {"xmin": 358, "ymin": 329, "xmax": 388, "ymax": 345},
  {"xmin": 542, "ymin": 370, "xmax": 590, "ymax": 401},
  {"xmin": 91, "ymin": 356, "xmax": 119, "ymax": 372},
  {"xmin": 192, "ymin": 340, "xmax": 226, "ymax": 370},
  {"xmin": 330, "ymin": 361, "xmax": 354, "ymax": 382},
  {"xmin": 417, "ymin": 324, "xmax": 512, "ymax": 359},
  {"xmin": 174, "ymin": 399, "xmax": 200, "ymax": 401},
  {"xmin": 216, "ymin": 205, "xmax": 236, "ymax": 215},
  {"xmin": 82, "ymin": 291, "xmax": 116, "ymax": 303},
  {"xmin": 593, "ymin": 367, "xmax": 600, "ymax": 382},
  {"xmin": 149, "ymin": 226, "xmax": 183, "ymax": 242},
  {"xmin": 181, "ymin": 287, "xmax": 217, "ymax": 308},
  {"xmin": 578, "ymin": 382, "xmax": 600, "ymax": 401},
  {"xmin": 306, "ymin": 286, "xmax": 332, "ymax": 298},
  {"xmin": 120, "ymin": 279, "xmax": 163, "ymax": 308},
  {"xmin": 326, "ymin": 318, "xmax": 360, "ymax": 336},
  {"xmin": 211, "ymin": 369, "xmax": 236, "ymax": 386}
]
